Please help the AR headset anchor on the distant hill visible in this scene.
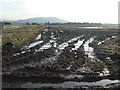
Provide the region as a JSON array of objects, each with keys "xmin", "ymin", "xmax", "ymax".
[{"xmin": 12, "ymin": 17, "xmax": 68, "ymax": 24}]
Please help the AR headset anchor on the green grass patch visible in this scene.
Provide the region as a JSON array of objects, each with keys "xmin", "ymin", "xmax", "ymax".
[
  {"xmin": 2, "ymin": 25, "xmax": 46, "ymax": 47},
  {"xmin": 103, "ymin": 34, "xmax": 120, "ymax": 54}
]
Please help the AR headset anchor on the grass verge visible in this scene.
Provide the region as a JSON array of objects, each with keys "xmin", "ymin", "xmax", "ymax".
[{"xmin": 2, "ymin": 25, "xmax": 46, "ymax": 47}]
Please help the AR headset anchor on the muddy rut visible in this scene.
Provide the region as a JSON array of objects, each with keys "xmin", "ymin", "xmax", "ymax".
[{"xmin": 2, "ymin": 28, "xmax": 119, "ymax": 89}]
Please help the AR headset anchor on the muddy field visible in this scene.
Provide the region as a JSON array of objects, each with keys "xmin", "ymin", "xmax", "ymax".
[{"xmin": 2, "ymin": 25, "xmax": 120, "ymax": 89}]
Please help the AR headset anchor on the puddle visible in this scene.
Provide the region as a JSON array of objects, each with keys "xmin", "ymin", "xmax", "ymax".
[
  {"xmin": 43, "ymin": 29, "xmax": 48, "ymax": 32},
  {"xmin": 98, "ymin": 68, "xmax": 110, "ymax": 76},
  {"xmin": 35, "ymin": 35, "xmax": 84, "ymax": 54},
  {"xmin": 84, "ymin": 37, "xmax": 95, "ymax": 59},
  {"xmin": 60, "ymin": 30, "xmax": 64, "ymax": 33},
  {"xmin": 66, "ymin": 65, "xmax": 72, "ymax": 70},
  {"xmin": 51, "ymin": 32, "xmax": 54, "ymax": 38},
  {"xmin": 50, "ymin": 40, "xmax": 56, "ymax": 43},
  {"xmin": 35, "ymin": 34, "xmax": 42, "ymax": 40},
  {"xmin": 106, "ymin": 57, "xmax": 113, "ymax": 63},
  {"xmin": 13, "ymin": 50, "xmax": 27, "ymax": 56},
  {"xmin": 73, "ymin": 27, "xmax": 102, "ymax": 29},
  {"xmin": 21, "ymin": 51, "xmax": 26, "ymax": 54},
  {"xmin": 98, "ymin": 41, "xmax": 105, "ymax": 45},
  {"xmin": 35, "ymin": 31, "xmax": 57, "ymax": 52},
  {"xmin": 112, "ymin": 36, "xmax": 116, "ymax": 38},
  {"xmin": 14, "ymin": 32, "xmax": 84, "ymax": 55},
  {"xmin": 72, "ymin": 39, "xmax": 84, "ymax": 50},
  {"xmin": 13, "ymin": 40, "xmax": 43, "ymax": 56},
  {"xmin": 98, "ymin": 37, "xmax": 113, "ymax": 45},
  {"xmin": 21, "ymin": 79, "xmax": 119, "ymax": 88},
  {"xmin": 81, "ymin": 27, "xmax": 103, "ymax": 29},
  {"xmin": 65, "ymin": 75, "xmax": 84, "ymax": 80},
  {"xmin": 58, "ymin": 43, "xmax": 69, "ymax": 50},
  {"xmin": 58, "ymin": 35, "xmax": 84, "ymax": 51},
  {"xmin": 35, "ymin": 41, "xmax": 56, "ymax": 52},
  {"xmin": 68, "ymin": 35, "xmax": 84, "ymax": 43},
  {"xmin": 53, "ymin": 43, "xmax": 57, "ymax": 48},
  {"xmin": 13, "ymin": 53, "xmax": 20, "ymax": 56},
  {"xmin": 27, "ymin": 41, "xmax": 43, "ymax": 49},
  {"xmin": 38, "ymin": 43, "xmax": 52, "ymax": 51},
  {"xmin": 77, "ymin": 66, "xmax": 92, "ymax": 73}
]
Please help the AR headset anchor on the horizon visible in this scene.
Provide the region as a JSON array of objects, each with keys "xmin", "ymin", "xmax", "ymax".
[
  {"xmin": 0, "ymin": 16, "xmax": 119, "ymax": 24},
  {"xmin": 0, "ymin": 0, "xmax": 119, "ymax": 24}
]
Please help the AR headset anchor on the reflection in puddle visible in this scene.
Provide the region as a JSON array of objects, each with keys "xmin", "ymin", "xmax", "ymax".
[
  {"xmin": 98, "ymin": 37, "xmax": 114, "ymax": 45},
  {"xmin": 58, "ymin": 43, "xmax": 68, "ymax": 50},
  {"xmin": 51, "ymin": 32, "xmax": 54, "ymax": 38},
  {"xmin": 72, "ymin": 39, "xmax": 84, "ymax": 50},
  {"xmin": 38, "ymin": 43, "xmax": 52, "ymax": 51},
  {"xmin": 60, "ymin": 30, "xmax": 64, "ymax": 33},
  {"xmin": 98, "ymin": 41, "xmax": 104, "ymax": 45},
  {"xmin": 98, "ymin": 68, "xmax": 110, "ymax": 76},
  {"xmin": 43, "ymin": 29, "xmax": 48, "ymax": 32},
  {"xmin": 68, "ymin": 37, "xmax": 81, "ymax": 43},
  {"xmin": 112, "ymin": 36, "xmax": 116, "ymax": 38},
  {"xmin": 77, "ymin": 66, "xmax": 92, "ymax": 73},
  {"xmin": 35, "ymin": 34, "xmax": 42, "ymax": 40},
  {"xmin": 35, "ymin": 31, "xmax": 57, "ymax": 52},
  {"xmin": 27, "ymin": 41, "xmax": 43, "ymax": 49},
  {"xmin": 58, "ymin": 35, "xmax": 84, "ymax": 51},
  {"xmin": 84, "ymin": 37, "xmax": 95, "ymax": 59},
  {"xmin": 13, "ymin": 53, "xmax": 20, "ymax": 56}
]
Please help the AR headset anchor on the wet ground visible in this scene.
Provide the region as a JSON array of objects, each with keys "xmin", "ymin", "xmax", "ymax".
[{"xmin": 2, "ymin": 26, "xmax": 120, "ymax": 89}]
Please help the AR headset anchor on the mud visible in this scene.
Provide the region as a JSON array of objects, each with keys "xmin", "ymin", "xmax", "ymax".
[{"xmin": 2, "ymin": 25, "xmax": 120, "ymax": 89}]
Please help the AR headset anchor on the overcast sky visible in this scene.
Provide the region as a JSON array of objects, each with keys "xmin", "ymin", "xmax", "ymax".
[{"xmin": 0, "ymin": 0, "xmax": 119, "ymax": 23}]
